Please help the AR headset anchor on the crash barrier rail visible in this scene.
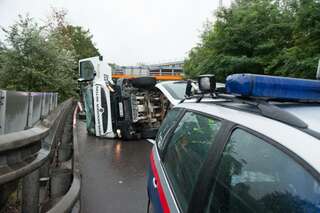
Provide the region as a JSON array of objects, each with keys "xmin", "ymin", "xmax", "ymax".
[
  {"xmin": 48, "ymin": 103, "xmax": 81, "ymax": 213},
  {"xmin": 0, "ymin": 98, "xmax": 80, "ymax": 213},
  {"xmin": 0, "ymin": 90, "xmax": 58, "ymax": 135}
]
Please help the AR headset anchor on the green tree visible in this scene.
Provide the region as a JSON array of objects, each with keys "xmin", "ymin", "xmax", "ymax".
[
  {"xmin": 184, "ymin": 0, "xmax": 320, "ymax": 81},
  {"xmin": 269, "ymin": 0, "xmax": 320, "ymax": 78},
  {"xmin": 0, "ymin": 15, "xmax": 77, "ymax": 100},
  {"xmin": 0, "ymin": 9, "xmax": 100, "ymax": 100},
  {"xmin": 62, "ymin": 25, "xmax": 100, "ymax": 61},
  {"xmin": 47, "ymin": 8, "xmax": 100, "ymax": 61}
]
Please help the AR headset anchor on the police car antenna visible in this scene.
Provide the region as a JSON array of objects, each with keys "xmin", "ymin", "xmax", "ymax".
[{"xmin": 317, "ymin": 59, "xmax": 320, "ymax": 80}]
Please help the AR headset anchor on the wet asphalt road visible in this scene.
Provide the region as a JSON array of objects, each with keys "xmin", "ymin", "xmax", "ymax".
[{"xmin": 77, "ymin": 121, "xmax": 153, "ymax": 213}]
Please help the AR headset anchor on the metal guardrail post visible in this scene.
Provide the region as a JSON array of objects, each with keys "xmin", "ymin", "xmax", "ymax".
[
  {"xmin": 22, "ymin": 168, "xmax": 40, "ymax": 213},
  {"xmin": 26, "ymin": 92, "xmax": 33, "ymax": 129},
  {"xmin": 49, "ymin": 93, "xmax": 52, "ymax": 113},
  {"xmin": 41, "ymin": 93, "xmax": 46, "ymax": 118},
  {"xmin": 0, "ymin": 90, "xmax": 6, "ymax": 135},
  {"xmin": 40, "ymin": 93, "xmax": 44, "ymax": 119},
  {"xmin": 56, "ymin": 93, "xmax": 58, "ymax": 107},
  {"xmin": 54, "ymin": 93, "xmax": 57, "ymax": 108}
]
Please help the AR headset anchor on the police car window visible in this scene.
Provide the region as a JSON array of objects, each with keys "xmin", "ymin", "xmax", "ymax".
[
  {"xmin": 206, "ymin": 128, "xmax": 320, "ymax": 213},
  {"xmin": 163, "ymin": 112, "xmax": 221, "ymax": 212},
  {"xmin": 156, "ymin": 108, "xmax": 182, "ymax": 152}
]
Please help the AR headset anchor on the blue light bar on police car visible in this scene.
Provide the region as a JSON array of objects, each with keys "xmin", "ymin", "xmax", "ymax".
[{"xmin": 226, "ymin": 74, "xmax": 320, "ymax": 101}]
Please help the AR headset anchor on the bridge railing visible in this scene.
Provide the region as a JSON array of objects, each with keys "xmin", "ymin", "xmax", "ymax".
[
  {"xmin": 111, "ymin": 64, "xmax": 183, "ymax": 78},
  {"xmin": 0, "ymin": 91, "xmax": 80, "ymax": 213},
  {"xmin": 0, "ymin": 90, "xmax": 58, "ymax": 135},
  {"xmin": 48, "ymin": 103, "xmax": 81, "ymax": 213}
]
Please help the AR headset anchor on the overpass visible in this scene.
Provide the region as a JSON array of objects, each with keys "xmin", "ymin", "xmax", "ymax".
[
  {"xmin": 0, "ymin": 90, "xmax": 80, "ymax": 212},
  {"xmin": 0, "ymin": 90, "xmax": 153, "ymax": 212},
  {"xmin": 111, "ymin": 60, "xmax": 184, "ymax": 80}
]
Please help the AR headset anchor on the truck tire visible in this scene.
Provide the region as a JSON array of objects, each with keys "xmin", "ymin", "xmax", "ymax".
[
  {"xmin": 141, "ymin": 128, "xmax": 158, "ymax": 139},
  {"xmin": 131, "ymin": 77, "xmax": 156, "ymax": 89},
  {"xmin": 120, "ymin": 124, "xmax": 137, "ymax": 140}
]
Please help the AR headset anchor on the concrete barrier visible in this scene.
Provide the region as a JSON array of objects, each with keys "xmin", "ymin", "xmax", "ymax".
[{"xmin": 0, "ymin": 98, "xmax": 75, "ymax": 212}]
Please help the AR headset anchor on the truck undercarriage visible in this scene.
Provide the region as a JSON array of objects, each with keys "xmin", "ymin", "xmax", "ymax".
[
  {"xmin": 112, "ymin": 77, "xmax": 170, "ymax": 139},
  {"xmin": 79, "ymin": 56, "xmax": 184, "ymax": 139}
]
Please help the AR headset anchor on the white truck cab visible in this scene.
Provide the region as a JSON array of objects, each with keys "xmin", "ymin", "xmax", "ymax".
[{"xmin": 79, "ymin": 56, "xmax": 116, "ymax": 138}]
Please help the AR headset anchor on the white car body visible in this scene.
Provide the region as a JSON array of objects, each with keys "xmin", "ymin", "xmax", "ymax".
[
  {"xmin": 156, "ymin": 81, "xmax": 186, "ymax": 106},
  {"xmin": 148, "ymin": 97, "xmax": 320, "ymax": 213},
  {"xmin": 156, "ymin": 81, "xmax": 225, "ymax": 106}
]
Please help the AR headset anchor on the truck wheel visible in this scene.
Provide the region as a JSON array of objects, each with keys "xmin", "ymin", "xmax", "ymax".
[
  {"xmin": 131, "ymin": 77, "xmax": 156, "ymax": 89},
  {"xmin": 141, "ymin": 128, "xmax": 158, "ymax": 139},
  {"xmin": 121, "ymin": 127, "xmax": 137, "ymax": 140}
]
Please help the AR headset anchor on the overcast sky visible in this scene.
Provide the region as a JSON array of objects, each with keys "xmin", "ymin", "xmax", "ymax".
[{"xmin": 0, "ymin": 0, "xmax": 230, "ymax": 65}]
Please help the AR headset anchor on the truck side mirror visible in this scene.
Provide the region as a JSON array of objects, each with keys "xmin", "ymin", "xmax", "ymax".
[{"xmin": 78, "ymin": 78, "xmax": 90, "ymax": 83}]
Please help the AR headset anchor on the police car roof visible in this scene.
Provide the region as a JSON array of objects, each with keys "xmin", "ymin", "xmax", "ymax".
[
  {"xmin": 176, "ymin": 100, "xmax": 320, "ymax": 174},
  {"xmin": 278, "ymin": 104, "xmax": 320, "ymax": 133}
]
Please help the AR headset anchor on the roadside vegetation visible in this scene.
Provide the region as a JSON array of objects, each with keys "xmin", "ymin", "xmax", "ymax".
[
  {"xmin": 184, "ymin": 0, "xmax": 320, "ymax": 81},
  {"xmin": 0, "ymin": 9, "xmax": 99, "ymax": 100}
]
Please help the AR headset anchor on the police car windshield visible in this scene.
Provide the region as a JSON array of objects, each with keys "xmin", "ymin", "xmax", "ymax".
[{"xmin": 162, "ymin": 82, "xmax": 187, "ymax": 100}]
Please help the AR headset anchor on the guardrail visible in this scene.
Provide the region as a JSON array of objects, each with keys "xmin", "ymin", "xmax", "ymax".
[
  {"xmin": 0, "ymin": 90, "xmax": 58, "ymax": 135},
  {"xmin": 0, "ymin": 93, "xmax": 80, "ymax": 213},
  {"xmin": 47, "ymin": 103, "xmax": 81, "ymax": 213}
]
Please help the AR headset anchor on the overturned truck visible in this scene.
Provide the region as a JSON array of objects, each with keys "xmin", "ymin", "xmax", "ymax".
[{"xmin": 78, "ymin": 56, "xmax": 186, "ymax": 139}]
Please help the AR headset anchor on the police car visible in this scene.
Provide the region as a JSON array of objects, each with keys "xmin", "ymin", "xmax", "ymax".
[{"xmin": 147, "ymin": 74, "xmax": 320, "ymax": 213}]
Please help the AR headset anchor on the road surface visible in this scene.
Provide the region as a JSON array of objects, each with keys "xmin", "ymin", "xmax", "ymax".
[{"xmin": 77, "ymin": 121, "xmax": 153, "ymax": 213}]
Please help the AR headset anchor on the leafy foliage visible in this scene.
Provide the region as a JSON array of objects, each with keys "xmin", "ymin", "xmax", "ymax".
[
  {"xmin": 47, "ymin": 9, "xmax": 100, "ymax": 61},
  {"xmin": 0, "ymin": 10, "xmax": 100, "ymax": 100},
  {"xmin": 62, "ymin": 25, "xmax": 100, "ymax": 61},
  {"xmin": 184, "ymin": 0, "xmax": 320, "ymax": 81}
]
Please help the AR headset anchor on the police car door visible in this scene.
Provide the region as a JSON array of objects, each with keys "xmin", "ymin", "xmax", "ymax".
[{"xmin": 148, "ymin": 109, "xmax": 222, "ymax": 212}]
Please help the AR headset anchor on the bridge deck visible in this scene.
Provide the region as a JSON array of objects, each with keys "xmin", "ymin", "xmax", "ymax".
[{"xmin": 77, "ymin": 121, "xmax": 153, "ymax": 213}]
